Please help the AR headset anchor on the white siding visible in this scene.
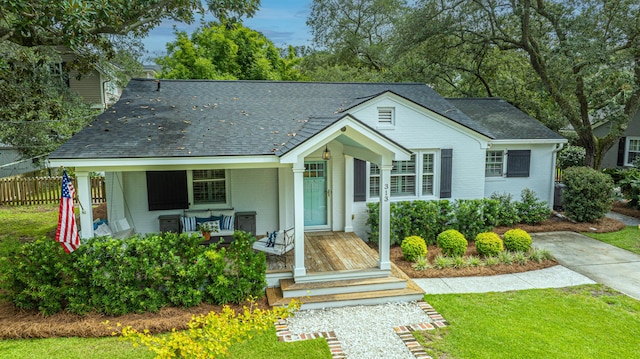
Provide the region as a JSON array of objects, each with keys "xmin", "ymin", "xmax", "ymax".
[
  {"xmin": 120, "ymin": 168, "xmax": 279, "ymax": 235},
  {"xmin": 350, "ymin": 96, "xmax": 488, "ymax": 200},
  {"xmin": 347, "ymin": 95, "xmax": 558, "ymax": 239},
  {"xmin": 484, "ymin": 144, "xmax": 557, "ymax": 205}
]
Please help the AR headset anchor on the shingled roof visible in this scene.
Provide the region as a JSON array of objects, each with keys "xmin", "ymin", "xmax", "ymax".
[
  {"xmin": 447, "ymin": 98, "xmax": 566, "ymax": 141},
  {"xmin": 50, "ymin": 80, "xmax": 561, "ymax": 160}
]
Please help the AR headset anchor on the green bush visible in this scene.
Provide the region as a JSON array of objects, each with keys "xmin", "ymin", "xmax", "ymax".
[
  {"xmin": 401, "ymin": 236, "xmax": 428, "ymax": 261},
  {"xmin": 562, "ymin": 167, "xmax": 614, "ymax": 222},
  {"xmin": 452, "ymin": 199, "xmax": 499, "ymax": 240},
  {"xmin": 557, "ymin": 145, "xmax": 586, "ymax": 169},
  {"xmin": 503, "ymin": 229, "xmax": 532, "ymax": 252},
  {"xmin": 0, "ymin": 238, "xmax": 72, "ymax": 315},
  {"xmin": 475, "ymin": 232, "xmax": 504, "ymax": 257},
  {"xmin": 0, "ymin": 231, "xmax": 266, "ymax": 316},
  {"xmin": 490, "ymin": 192, "xmax": 520, "ymax": 226},
  {"xmin": 367, "ymin": 199, "xmax": 496, "ymax": 245},
  {"xmin": 515, "ymin": 188, "xmax": 550, "ymax": 225},
  {"xmin": 437, "ymin": 229, "xmax": 468, "ymax": 257}
]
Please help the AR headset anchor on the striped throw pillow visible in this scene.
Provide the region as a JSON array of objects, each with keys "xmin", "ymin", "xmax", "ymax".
[
  {"xmin": 221, "ymin": 214, "xmax": 234, "ymax": 230},
  {"xmin": 181, "ymin": 216, "xmax": 196, "ymax": 232}
]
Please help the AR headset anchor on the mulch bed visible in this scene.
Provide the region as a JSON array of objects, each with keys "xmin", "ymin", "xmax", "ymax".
[
  {"xmin": 2, "ymin": 203, "xmax": 638, "ymax": 339},
  {"xmin": 392, "ymin": 243, "xmax": 558, "ymax": 279},
  {"xmin": 0, "ymin": 297, "xmax": 269, "ymax": 339}
]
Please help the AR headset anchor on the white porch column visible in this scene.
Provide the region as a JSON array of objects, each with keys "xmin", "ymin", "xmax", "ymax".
[
  {"xmin": 343, "ymin": 154, "xmax": 354, "ymax": 232},
  {"xmin": 292, "ymin": 164, "xmax": 307, "ymax": 277},
  {"xmin": 378, "ymin": 164, "xmax": 392, "ymax": 270},
  {"xmin": 76, "ymin": 171, "xmax": 94, "ymax": 239}
]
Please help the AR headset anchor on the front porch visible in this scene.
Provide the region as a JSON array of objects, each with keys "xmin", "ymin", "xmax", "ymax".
[
  {"xmin": 266, "ymin": 231, "xmax": 379, "ymax": 273},
  {"xmin": 264, "ymin": 231, "xmax": 425, "ymax": 309}
]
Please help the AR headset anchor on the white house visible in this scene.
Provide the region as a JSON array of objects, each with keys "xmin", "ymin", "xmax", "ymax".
[{"xmin": 49, "ymin": 79, "xmax": 566, "ymax": 306}]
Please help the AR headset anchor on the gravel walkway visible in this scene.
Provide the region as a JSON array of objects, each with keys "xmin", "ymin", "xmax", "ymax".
[{"xmin": 286, "ymin": 301, "xmax": 432, "ymax": 359}]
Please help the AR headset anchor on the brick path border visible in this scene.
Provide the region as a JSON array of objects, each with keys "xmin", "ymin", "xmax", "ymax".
[
  {"xmin": 393, "ymin": 301, "xmax": 449, "ymax": 359},
  {"xmin": 274, "ymin": 301, "xmax": 447, "ymax": 359},
  {"xmin": 275, "ymin": 318, "xmax": 346, "ymax": 359}
]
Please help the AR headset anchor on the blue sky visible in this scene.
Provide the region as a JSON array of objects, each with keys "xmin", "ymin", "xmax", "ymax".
[{"xmin": 141, "ymin": 0, "xmax": 313, "ymax": 63}]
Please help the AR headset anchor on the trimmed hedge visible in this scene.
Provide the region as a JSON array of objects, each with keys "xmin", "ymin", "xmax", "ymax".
[
  {"xmin": 366, "ymin": 199, "xmax": 499, "ymax": 245},
  {"xmin": 0, "ymin": 231, "xmax": 266, "ymax": 316}
]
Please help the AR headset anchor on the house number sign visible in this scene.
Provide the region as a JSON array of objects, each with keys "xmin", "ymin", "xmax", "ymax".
[{"xmin": 383, "ymin": 184, "xmax": 389, "ymax": 202}]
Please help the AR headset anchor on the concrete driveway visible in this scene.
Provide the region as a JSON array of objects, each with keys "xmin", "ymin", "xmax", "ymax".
[{"xmin": 532, "ymin": 231, "xmax": 640, "ymax": 300}]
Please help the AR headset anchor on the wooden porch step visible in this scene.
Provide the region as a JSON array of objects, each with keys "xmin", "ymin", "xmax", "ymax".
[
  {"xmin": 280, "ymin": 276, "xmax": 408, "ymax": 298},
  {"xmin": 266, "ymin": 284, "xmax": 425, "ymax": 310}
]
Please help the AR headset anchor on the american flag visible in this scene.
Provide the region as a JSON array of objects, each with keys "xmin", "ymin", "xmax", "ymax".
[{"xmin": 55, "ymin": 170, "xmax": 80, "ymax": 253}]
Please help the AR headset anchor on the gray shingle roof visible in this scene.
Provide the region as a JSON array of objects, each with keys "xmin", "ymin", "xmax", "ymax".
[
  {"xmin": 50, "ymin": 80, "xmax": 560, "ymax": 160},
  {"xmin": 447, "ymin": 98, "xmax": 566, "ymax": 141}
]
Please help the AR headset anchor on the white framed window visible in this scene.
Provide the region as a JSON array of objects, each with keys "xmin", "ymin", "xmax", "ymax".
[
  {"xmin": 626, "ymin": 137, "xmax": 640, "ymax": 166},
  {"xmin": 422, "ymin": 153, "xmax": 435, "ymax": 195},
  {"xmin": 191, "ymin": 169, "xmax": 229, "ymax": 205},
  {"xmin": 369, "ymin": 151, "xmax": 437, "ymax": 199},
  {"xmin": 377, "ymin": 107, "xmax": 395, "ymax": 127},
  {"xmin": 485, "ymin": 150, "xmax": 504, "ymax": 177}
]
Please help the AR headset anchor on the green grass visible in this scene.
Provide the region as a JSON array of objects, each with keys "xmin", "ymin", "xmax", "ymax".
[
  {"xmin": 417, "ymin": 285, "xmax": 640, "ymax": 358},
  {"xmin": 0, "ymin": 204, "xmax": 59, "ymax": 241},
  {"xmin": 583, "ymin": 226, "xmax": 640, "ymax": 255},
  {"xmin": 0, "ymin": 327, "xmax": 331, "ymax": 359},
  {"xmin": 0, "ymin": 336, "xmax": 154, "ymax": 359}
]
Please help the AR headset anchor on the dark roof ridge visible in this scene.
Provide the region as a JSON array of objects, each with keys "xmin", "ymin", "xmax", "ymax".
[{"xmin": 132, "ymin": 78, "xmax": 428, "ymax": 86}]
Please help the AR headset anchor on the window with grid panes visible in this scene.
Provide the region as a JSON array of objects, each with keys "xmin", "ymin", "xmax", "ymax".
[
  {"xmin": 422, "ymin": 153, "xmax": 435, "ymax": 195},
  {"xmin": 192, "ymin": 169, "xmax": 227, "ymax": 204},
  {"xmin": 370, "ymin": 155, "xmax": 416, "ymax": 197},
  {"xmin": 627, "ymin": 138, "xmax": 640, "ymax": 165},
  {"xmin": 485, "ymin": 150, "xmax": 504, "ymax": 177}
]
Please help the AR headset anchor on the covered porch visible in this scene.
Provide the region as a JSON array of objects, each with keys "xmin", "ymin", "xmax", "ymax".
[{"xmin": 264, "ymin": 231, "xmax": 425, "ymax": 309}]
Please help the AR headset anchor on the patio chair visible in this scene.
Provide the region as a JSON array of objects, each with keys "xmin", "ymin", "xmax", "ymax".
[{"xmin": 252, "ymin": 227, "xmax": 295, "ymax": 268}]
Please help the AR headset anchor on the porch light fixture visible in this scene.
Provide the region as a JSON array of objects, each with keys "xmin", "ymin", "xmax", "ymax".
[{"xmin": 322, "ymin": 145, "xmax": 331, "ymax": 160}]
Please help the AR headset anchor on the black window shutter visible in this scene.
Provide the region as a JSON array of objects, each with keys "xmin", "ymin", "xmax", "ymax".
[
  {"xmin": 440, "ymin": 149, "xmax": 453, "ymax": 198},
  {"xmin": 506, "ymin": 150, "xmax": 531, "ymax": 177},
  {"xmin": 617, "ymin": 137, "xmax": 627, "ymax": 166},
  {"xmin": 146, "ymin": 171, "xmax": 189, "ymax": 211},
  {"xmin": 353, "ymin": 158, "xmax": 366, "ymax": 202}
]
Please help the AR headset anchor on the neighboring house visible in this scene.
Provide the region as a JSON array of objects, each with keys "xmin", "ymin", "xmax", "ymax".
[
  {"xmin": 0, "ymin": 142, "xmax": 40, "ymax": 178},
  {"xmin": 49, "ymin": 79, "xmax": 566, "ymax": 294},
  {"xmin": 595, "ymin": 110, "xmax": 640, "ymax": 168},
  {"xmin": 54, "ymin": 46, "xmax": 122, "ymax": 109},
  {"xmin": 140, "ymin": 65, "xmax": 162, "ymax": 79}
]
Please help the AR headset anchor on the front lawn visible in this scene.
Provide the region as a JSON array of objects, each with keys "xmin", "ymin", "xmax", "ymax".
[
  {"xmin": 583, "ymin": 226, "xmax": 640, "ymax": 255},
  {"xmin": 0, "ymin": 204, "xmax": 58, "ymax": 241},
  {"xmin": 0, "ymin": 328, "xmax": 331, "ymax": 359},
  {"xmin": 418, "ymin": 285, "xmax": 640, "ymax": 358}
]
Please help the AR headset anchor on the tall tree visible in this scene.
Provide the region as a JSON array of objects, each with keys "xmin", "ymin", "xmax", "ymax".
[
  {"xmin": 0, "ymin": 45, "xmax": 97, "ymax": 162},
  {"xmin": 0, "ymin": 0, "xmax": 260, "ymax": 60},
  {"xmin": 156, "ymin": 22, "xmax": 304, "ymax": 81},
  {"xmin": 307, "ymin": 0, "xmax": 408, "ymax": 71},
  {"xmin": 397, "ymin": 0, "xmax": 640, "ymax": 168},
  {"xmin": 0, "ymin": 0, "xmax": 260, "ymax": 160}
]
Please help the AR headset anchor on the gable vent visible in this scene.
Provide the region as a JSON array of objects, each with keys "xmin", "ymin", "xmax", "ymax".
[{"xmin": 378, "ymin": 107, "xmax": 394, "ymax": 125}]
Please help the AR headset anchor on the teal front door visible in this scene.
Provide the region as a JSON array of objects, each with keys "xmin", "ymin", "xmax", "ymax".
[{"xmin": 304, "ymin": 161, "xmax": 328, "ymax": 227}]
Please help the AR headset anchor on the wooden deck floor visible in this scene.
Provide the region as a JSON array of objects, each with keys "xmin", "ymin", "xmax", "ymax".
[{"xmin": 266, "ymin": 231, "xmax": 379, "ymax": 273}]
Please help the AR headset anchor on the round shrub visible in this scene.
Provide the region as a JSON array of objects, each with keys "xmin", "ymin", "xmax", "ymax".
[
  {"xmin": 562, "ymin": 166, "xmax": 614, "ymax": 222},
  {"xmin": 475, "ymin": 232, "xmax": 504, "ymax": 257},
  {"xmin": 437, "ymin": 229, "xmax": 468, "ymax": 257},
  {"xmin": 401, "ymin": 236, "xmax": 428, "ymax": 261},
  {"xmin": 502, "ymin": 229, "xmax": 532, "ymax": 252}
]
